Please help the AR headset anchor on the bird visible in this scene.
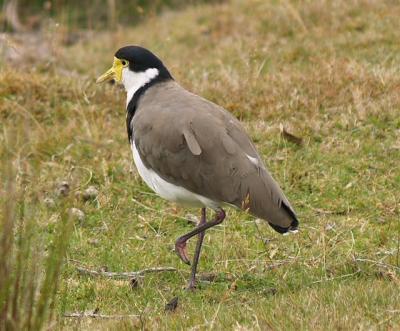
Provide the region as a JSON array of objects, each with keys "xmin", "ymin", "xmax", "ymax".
[{"xmin": 97, "ymin": 46, "xmax": 299, "ymax": 290}]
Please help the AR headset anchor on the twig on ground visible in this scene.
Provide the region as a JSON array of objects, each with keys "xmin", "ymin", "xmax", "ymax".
[
  {"xmin": 311, "ymin": 257, "xmax": 400, "ymax": 285},
  {"xmin": 75, "ymin": 266, "xmax": 177, "ymax": 279},
  {"xmin": 265, "ymin": 260, "xmax": 294, "ymax": 270},
  {"xmin": 197, "ymin": 272, "xmax": 235, "ymax": 282},
  {"xmin": 131, "ymin": 197, "xmax": 159, "ymax": 213},
  {"xmin": 355, "ymin": 258, "xmax": 400, "ymax": 271},
  {"xmin": 69, "ymin": 260, "xmax": 177, "ymax": 279},
  {"xmin": 310, "ymin": 270, "xmax": 361, "ymax": 285},
  {"xmin": 310, "ymin": 206, "xmax": 349, "ymax": 215},
  {"xmin": 298, "ymin": 202, "xmax": 350, "ymax": 215},
  {"xmin": 64, "ymin": 312, "xmax": 139, "ymax": 319}
]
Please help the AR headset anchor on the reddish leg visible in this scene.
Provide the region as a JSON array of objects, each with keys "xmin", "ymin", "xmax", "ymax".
[{"xmin": 175, "ymin": 208, "xmax": 226, "ymax": 289}]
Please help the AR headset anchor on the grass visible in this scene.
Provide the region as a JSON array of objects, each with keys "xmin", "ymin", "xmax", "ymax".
[{"xmin": 1, "ymin": 0, "xmax": 400, "ymax": 329}]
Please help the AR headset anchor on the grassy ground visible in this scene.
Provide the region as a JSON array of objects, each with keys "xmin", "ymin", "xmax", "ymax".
[{"xmin": 1, "ymin": 0, "xmax": 400, "ymax": 329}]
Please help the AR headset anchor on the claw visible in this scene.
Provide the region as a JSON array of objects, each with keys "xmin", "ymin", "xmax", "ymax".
[
  {"xmin": 175, "ymin": 239, "xmax": 191, "ymax": 265},
  {"xmin": 186, "ymin": 280, "xmax": 197, "ymax": 291}
]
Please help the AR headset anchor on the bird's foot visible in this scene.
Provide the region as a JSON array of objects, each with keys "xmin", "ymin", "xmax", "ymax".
[
  {"xmin": 175, "ymin": 239, "xmax": 191, "ymax": 265},
  {"xmin": 186, "ymin": 277, "xmax": 198, "ymax": 291}
]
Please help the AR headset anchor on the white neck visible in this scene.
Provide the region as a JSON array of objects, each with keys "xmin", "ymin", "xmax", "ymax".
[{"xmin": 122, "ymin": 68, "xmax": 159, "ymax": 106}]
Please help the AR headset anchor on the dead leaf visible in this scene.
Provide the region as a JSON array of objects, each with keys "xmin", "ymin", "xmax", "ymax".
[
  {"xmin": 229, "ymin": 280, "xmax": 238, "ymax": 291},
  {"xmin": 269, "ymin": 246, "xmax": 279, "ymax": 259},
  {"xmin": 280, "ymin": 124, "xmax": 303, "ymax": 146},
  {"xmin": 165, "ymin": 297, "xmax": 178, "ymax": 312},
  {"xmin": 130, "ymin": 278, "xmax": 139, "ymax": 289}
]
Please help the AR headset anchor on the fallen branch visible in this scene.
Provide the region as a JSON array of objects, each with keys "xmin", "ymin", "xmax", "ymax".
[
  {"xmin": 312, "ymin": 207, "xmax": 349, "ymax": 215},
  {"xmin": 64, "ymin": 312, "xmax": 138, "ymax": 319},
  {"xmin": 265, "ymin": 260, "xmax": 294, "ymax": 270},
  {"xmin": 70, "ymin": 260, "xmax": 177, "ymax": 279},
  {"xmin": 197, "ymin": 272, "xmax": 235, "ymax": 282},
  {"xmin": 310, "ymin": 270, "xmax": 361, "ymax": 285},
  {"xmin": 298, "ymin": 202, "xmax": 350, "ymax": 216},
  {"xmin": 75, "ymin": 266, "xmax": 177, "ymax": 279},
  {"xmin": 355, "ymin": 258, "xmax": 400, "ymax": 271}
]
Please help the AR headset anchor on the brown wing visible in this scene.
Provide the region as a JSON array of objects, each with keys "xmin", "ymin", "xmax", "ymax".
[{"xmin": 131, "ymin": 81, "xmax": 298, "ymax": 232}]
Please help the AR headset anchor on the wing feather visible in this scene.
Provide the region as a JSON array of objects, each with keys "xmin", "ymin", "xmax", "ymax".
[{"xmin": 183, "ymin": 126, "xmax": 202, "ymax": 155}]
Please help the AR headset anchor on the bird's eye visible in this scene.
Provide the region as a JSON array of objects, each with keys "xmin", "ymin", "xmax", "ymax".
[{"xmin": 121, "ymin": 60, "xmax": 127, "ymax": 66}]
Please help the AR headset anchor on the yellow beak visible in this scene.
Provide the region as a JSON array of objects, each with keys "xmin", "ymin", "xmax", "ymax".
[{"xmin": 96, "ymin": 57, "xmax": 123, "ymax": 84}]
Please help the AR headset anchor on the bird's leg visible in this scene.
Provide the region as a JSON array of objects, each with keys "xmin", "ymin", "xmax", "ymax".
[
  {"xmin": 174, "ymin": 208, "xmax": 207, "ymax": 265},
  {"xmin": 186, "ymin": 207, "xmax": 207, "ymax": 290},
  {"xmin": 175, "ymin": 208, "xmax": 226, "ymax": 272}
]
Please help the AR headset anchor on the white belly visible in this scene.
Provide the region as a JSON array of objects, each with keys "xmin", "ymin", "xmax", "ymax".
[{"xmin": 131, "ymin": 141, "xmax": 220, "ymax": 209}]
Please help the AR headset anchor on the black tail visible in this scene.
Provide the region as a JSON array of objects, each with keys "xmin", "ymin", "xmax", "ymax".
[{"xmin": 268, "ymin": 203, "xmax": 299, "ymax": 234}]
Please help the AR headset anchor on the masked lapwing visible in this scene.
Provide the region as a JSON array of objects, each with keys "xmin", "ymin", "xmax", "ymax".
[{"xmin": 97, "ymin": 46, "xmax": 299, "ymax": 289}]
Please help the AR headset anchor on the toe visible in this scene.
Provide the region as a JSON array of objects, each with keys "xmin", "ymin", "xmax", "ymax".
[
  {"xmin": 186, "ymin": 281, "xmax": 197, "ymax": 291},
  {"xmin": 175, "ymin": 240, "xmax": 191, "ymax": 265}
]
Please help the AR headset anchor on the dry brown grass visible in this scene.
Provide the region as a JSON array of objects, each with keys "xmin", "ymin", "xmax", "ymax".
[{"xmin": 1, "ymin": 0, "xmax": 399, "ymax": 329}]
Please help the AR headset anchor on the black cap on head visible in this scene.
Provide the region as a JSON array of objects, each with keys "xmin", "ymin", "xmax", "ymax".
[{"xmin": 115, "ymin": 45, "xmax": 173, "ymax": 80}]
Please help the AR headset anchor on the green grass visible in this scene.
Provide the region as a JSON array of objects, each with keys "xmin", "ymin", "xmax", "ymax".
[{"xmin": 1, "ymin": 0, "xmax": 400, "ymax": 329}]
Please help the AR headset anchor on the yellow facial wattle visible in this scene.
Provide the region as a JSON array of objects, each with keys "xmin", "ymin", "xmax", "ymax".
[{"xmin": 96, "ymin": 57, "xmax": 127, "ymax": 84}]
